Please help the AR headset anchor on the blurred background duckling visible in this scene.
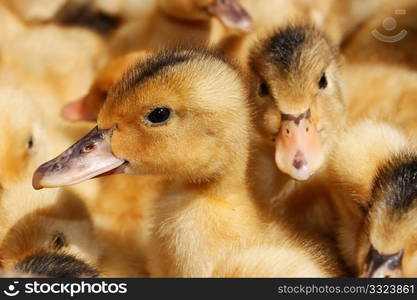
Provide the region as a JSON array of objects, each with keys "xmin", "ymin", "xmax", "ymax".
[
  {"xmin": 0, "ymin": 24, "xmax": 107, "ymax": 104},
  {"xmin": 0, "ymin": 74, "xmax": 145, "ymax": 277},
  {"xmin": 33, "ymin": 49, "xmax": 342, "ymax": 277},
  {"xmin": 0, "ymin": 85, "xmax": 102, "ymax": 277},
  {"xmin": 327, "ymin": 120, "xmax": 417, "ymax": 277},
  {"xmin": 109, "ymin": 0, "xmax": 252, "ymax": 55}
]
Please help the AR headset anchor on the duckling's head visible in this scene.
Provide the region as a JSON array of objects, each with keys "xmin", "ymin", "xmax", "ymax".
[
  {"xmin": 250, "ymin": 25, "xmax": 344, "ymax": 180},
  {"xmin": 62, "ymin": 51, "xmax": 151, "ymax": 122},
  {"xmin": 359, "ymin": 154, "xmax": 417, "ymax": 278},
  {"xmin": 0, "ymin": 87, "xmax": 51, "ymax": 194},
  {"xmin": 157, "ymin": 0, "xmax": 252, "ymax": 31},
  {"xmin": 33, "ymin": 49, "xmax": 250, "ymax": 188}
]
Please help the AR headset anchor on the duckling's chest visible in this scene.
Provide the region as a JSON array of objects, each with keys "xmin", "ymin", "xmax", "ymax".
[{"xmin": 148, "ymin": 194, "xmax": 254, "ymax": 277}]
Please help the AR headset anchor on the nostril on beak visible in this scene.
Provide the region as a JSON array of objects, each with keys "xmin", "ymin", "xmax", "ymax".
[
  {"xmin": 0, "ymin": 183, "xmax": 3, "ymax": 193},
  {"xmin": 293, "ymin": 151, "xmax": 307, "ymax": 170},
  {"xmin": 293, "ymin": 158, "xmax": 307, "ymax": 170}
]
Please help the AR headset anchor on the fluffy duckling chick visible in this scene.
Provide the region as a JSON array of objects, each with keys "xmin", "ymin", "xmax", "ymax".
[
  {"xmin": 33, "ymin": 49, "xmax": 340, "ymax": 277},
  {"xmin": 0, "ymin": 85, "xmax": 106, "ymax": 277},
  {"xmin": 0, "ymin": 24, "xmax": 107, "ymax": 103},
  {"xmin": 0, "ymin": 86, "xmax": 55, "ymax": 191},
  {"xmin": 327, "ymin": 120, "xmax": 417, "ymax": 277},
  {"xmin": 62, "ymin": 50, "xmax": 151, "ymax": 122},
  {"xmin": 250, "ymin": 24, "xmax": 344, "ymax": 181},
  {"xmin": 110, "ymin": 0, "xmax": 251, "ymax": 55}
]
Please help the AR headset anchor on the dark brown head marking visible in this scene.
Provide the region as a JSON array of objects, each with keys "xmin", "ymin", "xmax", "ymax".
[
  {"xmin": 372, "ymin": 154, "xmax": 417, "ymax": 214},
  {"xmin": 15, "ymin": 252, "xmax": 99, "ymax": 278},
  {"xmin": 113, "ymin": 52, "xmax": 192, "ymax": 98},
  {"xmin": 281, "ymin": 109, "xmax": 311, "ymax": 126},
  {"xmin": 266, "ymin": 26, "xmax": 306, "ymax": 70}
]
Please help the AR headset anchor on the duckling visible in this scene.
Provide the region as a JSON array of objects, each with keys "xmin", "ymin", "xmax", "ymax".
[
  {"xmin": 249, "ymin": 24, "xmax": 344, "ymax": 181},
  {"xmin": 327, "ymin": 120, "xmax": 417, "ymax": 277},
  {"xmin": 0, "ymin": 86, "xmax": 57, "ymax": 190},
  {"xmin": 241, "ymin": 25, "xmax": 345, "ymax": 240},
  {"xmin": 62, "ymin": 50, "xmax": 151, "ymax": 122},
  {"xmin": 0, "ymin": 83, "xmax": 117, "ymax": 277},
  {"xmin": 109, "ymin": 0, "xmax": 252, "ymax": 55},
  {"xmin": 0, "ymin": 24, "xmax": 107, "ymax": 103},
  {"xmin": 33, "ymin": 49, "xmax": 341, "ymax": 277}
]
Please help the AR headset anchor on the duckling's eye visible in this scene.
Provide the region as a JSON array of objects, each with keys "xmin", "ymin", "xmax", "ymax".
[
  {"xmin": 99, "ymin": 90, "xmax": 108, "ymax": 100},
  {"xmin": 145, "ymin": 107, "xmax": 172, "ymax": 126},
  {"xmin": 318, "ymin": 73, "xmax": 328, "ymax": 89},
  {"xmin": 28, "ymin": 136, "xmax": 34, "ymax": 150},
  {"xmin": 259, "ymin": 82, "xmax": 270, "ymax": 97}
]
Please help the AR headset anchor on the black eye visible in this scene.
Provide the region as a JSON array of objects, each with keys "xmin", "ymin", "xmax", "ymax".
[
  {"xmin": 145, "ymin": 107, "xmax": 172, "ymax": 125},
  {"xmin": 259, "ymin": 82, "xmax": 269, "ymax": 97},
  {"xmin": 99, "ymin": 90, "xmax": 108, "ymax": 100},
  {"xmin": 318, "ymin": 73, "xmax": 328, "ymax": 89},
  {"xmin": 28, "ymin": 137, "xmax": 34, "ymax": 150}
]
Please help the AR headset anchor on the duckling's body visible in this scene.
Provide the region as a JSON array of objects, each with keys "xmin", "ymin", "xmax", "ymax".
[{"xmin": 34, "ymin": 49, "xmax": 341, "ymax": 277}]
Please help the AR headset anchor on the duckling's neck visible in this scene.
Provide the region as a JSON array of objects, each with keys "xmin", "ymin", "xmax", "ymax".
[
  {"xmin": 184, "ymin": 149, "xmax": 250, "ymax": 198},
  {"xmin": 148, "ymin": 147, "xmax": 254, "ymax": 276}
]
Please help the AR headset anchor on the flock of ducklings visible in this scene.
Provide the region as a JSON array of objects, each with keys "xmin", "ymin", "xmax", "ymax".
[{"xmin": 0, "ymin": 0, "xmax": 416, "ymax": 278}]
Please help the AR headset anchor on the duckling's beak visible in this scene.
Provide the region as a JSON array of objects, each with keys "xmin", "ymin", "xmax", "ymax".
[
  {"xmin": 275, "ymin": 109, "xmax": 324, "ymax": 181},
  {"xmin": 361, "ymin": 248, "xmax": 404, "ymax": 278},
  {"xmin": 61, "ymin": 96, "xmax": 97, "ymax": 121},
  {"xmin": 208, "ymin": 0, "xmax": 252, "ymax": 32},
  {"xmin": 32, "ymin": 126, "xmax": 126, "ymax": 189}
]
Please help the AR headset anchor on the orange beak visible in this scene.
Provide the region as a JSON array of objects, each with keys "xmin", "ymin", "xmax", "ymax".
[{"xmin": 275, "ymin": 109, "xmax": 324, "ymax": 181}]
